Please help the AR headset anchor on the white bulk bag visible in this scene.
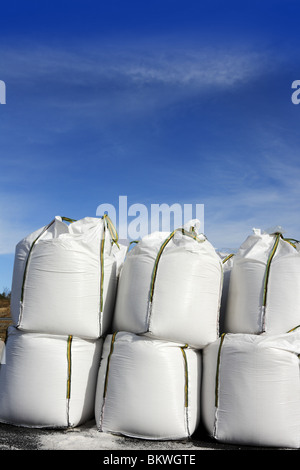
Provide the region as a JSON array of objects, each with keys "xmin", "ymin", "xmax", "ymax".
[
  {"xmin": 202, "ymin": 331, "xmax": 300, "ymax": 448},
  {"xmin": 95, "ymin": 331, "xmax": 201, "ymax": 440},
  {"xmin": 225, "ymin": 228, "xmax": 300, "ymax": 334},
  {"xmin": 0, "ymin": 326, "xmax": 102, "ymax": 428},
  {"xmin": 113, "ymin": 221, "xmax": 222, "ymax": 348},
  {"xmin": 10, "ymin": 215, "xmax": 124, "ymax": 338}
]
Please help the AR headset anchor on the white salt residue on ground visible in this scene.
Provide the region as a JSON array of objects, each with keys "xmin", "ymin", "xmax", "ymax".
[{"xmin": 38, "ymin": 420, "xmax": 204, "ymax": 451}]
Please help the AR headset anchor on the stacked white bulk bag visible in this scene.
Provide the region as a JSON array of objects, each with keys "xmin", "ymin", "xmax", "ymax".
[
  {"xmin": 225, "ymin": 228, "xmax": 300, "ymax": 335},
  {"xmin": 0, "ymin": 326, "xmax": 102, "ymax": 428},
  {"xmin": 0, "ymin": 214, "xmax": 126, "ymax": 429},
  {"xmin": 202, "ymin": 331, "xmax": 300, "ymax": 448},
  {"xmin": 113, "ymin": 220, "xmax": 223, "ymax": 349},
  {"xmin": 11, "ymin": 215, "xmax": 124, "ymax": 338},
  {"xmin": 95, "ymin": 331, "xmax": 201, "ymax": 440}
]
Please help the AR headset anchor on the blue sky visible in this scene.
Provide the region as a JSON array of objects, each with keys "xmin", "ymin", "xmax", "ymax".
[{"xmin": 1, "ymin": 0, "xmax": 300, "ymax": 291}]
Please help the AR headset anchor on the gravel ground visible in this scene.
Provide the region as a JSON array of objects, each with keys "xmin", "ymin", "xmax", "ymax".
[{"xmin": 0, "ymin": 420, "xmax": 292, "ymax": 452}]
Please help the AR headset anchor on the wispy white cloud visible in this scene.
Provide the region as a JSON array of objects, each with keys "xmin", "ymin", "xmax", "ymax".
[
  {"xmin": 111, "ymin": 47, "xmax": 267, "ymax": 88},
  {"xmin": 2, "ymin": 42, "xmax": 263, "ymax": 83},
  {"xmin": 203, "ymin": 150, "xmax": 300, "ymax": 250},
  {"xmin": 1, "ymin": 41, "xmax": 272, "ymax": 111}
]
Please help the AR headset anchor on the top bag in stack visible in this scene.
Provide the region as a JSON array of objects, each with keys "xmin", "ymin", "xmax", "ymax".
[
  {"xmin": 10, "ymin": 215, "xmax": 125, "ymax": 339},
  {"xmin": 225, "ymin": 227, "xmax": 300, "ymax": 334},
  {"xmin": 113, "ymin": 220, "xmax": 223, "ymax": 349}
]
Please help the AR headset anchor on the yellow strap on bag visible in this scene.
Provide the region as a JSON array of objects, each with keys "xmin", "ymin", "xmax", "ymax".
[
  {"xmin": 102, "ymin": 213, "xmax": 120, "ymax": 249},
  {"xmin": 66, "ymin": 335, "xmax": 73, "ymax": 400},
  {"xmin": 215, "ymin": 333, "xmax": 226, "ymax": 409},
  {"xmin": 149, "ymin": 226, "xmax": 206, "ymax": 306},
  {"xmin": 99, "ymin": 214, "xmax": 120, "ymax": 313},
  {"xmin": 222, "ymin": 253, "xmax": 234, "ymax": 264},
  {"xmin": 98, "ymin": 332, "xmax": 117, "ymax": 431},
  {"xmin": 180, "ymin": 344, "xmax": 189, "ymax": 409}
]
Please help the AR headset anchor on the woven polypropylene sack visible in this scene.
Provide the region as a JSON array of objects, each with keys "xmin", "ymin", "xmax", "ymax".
[
  {"xmin": 113, "ymin": 222, "xmax": 222, "ymax": 348},
  {"xmin": 225, "ymin": 229, "xmax": 300, "ymax": 334},
  {"xmin": 202, "ymin": 331, "xmax": 300, "ymax": 448},
  {"xmin": 95, "ymin": 331, "xmax": 201, "ymax": 440},
  {"xmin": 10, "ymin": 216, "xmax": 125, "ymax": 338},
  {"xmin": 0, "ymin": 326, "xmax": 102, "ymax": 428}
]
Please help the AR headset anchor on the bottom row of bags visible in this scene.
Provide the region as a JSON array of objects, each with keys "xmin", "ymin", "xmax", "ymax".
[{"xmin": 0, "ymin": 326, "xmax": 299, "ymax": 448}]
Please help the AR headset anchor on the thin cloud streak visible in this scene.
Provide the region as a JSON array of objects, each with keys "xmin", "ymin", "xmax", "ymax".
[{"xmin": 1, "ymin": 42, "xmax": 272, "ymax": 100}]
